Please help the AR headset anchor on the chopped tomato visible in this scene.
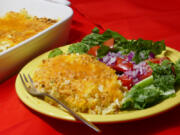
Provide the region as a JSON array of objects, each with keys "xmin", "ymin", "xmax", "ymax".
[
  {"xmin": 118, "ymin": 75, "xmax": 133, "ymax": 89},
  {"xmin": 112, "ymin": 57, "xmax": 133, "ymax": 72},
  {"xmin": 87, "ymin": 46, "xmax": 100, "ymax": 57},
  {"xmin": 138, "ymin": 66, "xmax": 153, "ymax": 81},
  {"xmin": 147, "ymin": 57, "xmax": 170, "ymax": 64},
  {"xmin": 171, "ymin": 66, "xmax": 175, "ymax": 74},
  {"xmin": 103, "ymin": 38, "xmax": 114, "ymax": 48}
]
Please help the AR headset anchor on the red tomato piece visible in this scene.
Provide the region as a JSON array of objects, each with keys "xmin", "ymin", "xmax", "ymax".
[
  {"xmin": 138, "ymin": 66, "xmax": 153, "ymax": 81},
  {"xmin": 171, "ymin": 66, "xmax": 175, "ymax": 74},
  {"xmin": 87, "ymin": 46, "xmax": 100, "ymax": 57},
  {"xmin": 147, "ymin": 57, "xmax": 170, "ymax": 64},
  {"xmin": 118, "ymin": 75, "xmax": 133, "ymax": 89},
  {"xmin": 112, "ymin": 58, "xmax": 133, "ymax": 72},
  {"xmin": 103, "ymin": 38, "xmax": 114, "ymax": 48}
]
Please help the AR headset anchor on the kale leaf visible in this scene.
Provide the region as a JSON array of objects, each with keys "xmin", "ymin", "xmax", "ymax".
[
  {"xmin": 81, "ymin": 28, "xmax": 127, "ymax": 57},
  {"xmin": 68, "ymin": 43, "xmax": 89, "ymax": 54},
  {"xmin": 149, "ymin": 60, "xmax": 176, "ymax": 91},
  {"xmin": 81, "ymin": 28, "xmax": 126, "ymax": 47},
  {"xmin": 48, "ymin": 48, "xmax": 63, "ymax": 58},
  {"xmin": 102, "ymin": 29, "xmax": 127, "ymax": 41},
  {"xmin": 92, "ymin": 27, "xmax": 100, "ymax": 34},
  {"xmin": 81, "ymin": 33, "xmax": 105, "ymax": 47},
  {"xmin": 121, "ymin": 85, "xmax": 162, "ymax": 110},
  {"xmin": 175, "ymin": 59, "xmax": 180, "ymax": 84},
  {"xmin": 97, "ymin": 45, "xmax": 110, "ymax": 58},
  {"xmin": 132, "ymin": 50, "xmax": 150, "ymax": 64},
  {"xmin": 114, "ymin": 38, "xmax": 166, "ymax": 63}
]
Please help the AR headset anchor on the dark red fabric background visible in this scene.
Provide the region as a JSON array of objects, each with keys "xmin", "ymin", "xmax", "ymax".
[{"xmin": 0, "ymin": 0, "xmax": 180, "ymax": 135}]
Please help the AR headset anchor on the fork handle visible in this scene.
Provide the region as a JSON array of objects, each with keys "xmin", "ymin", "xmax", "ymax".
[{"xmin": 43, "ymin": 93, "xmax": 101, "ymax": 133}]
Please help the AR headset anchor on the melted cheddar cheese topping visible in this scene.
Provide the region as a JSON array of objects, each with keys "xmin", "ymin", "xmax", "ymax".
[
  {"xmin": 33, "ymin": 54, "xmax": 125, "ymax": 114},
  {"xmin": 0, "ymin": 9, "xmax": 57, "ymax": 52}
]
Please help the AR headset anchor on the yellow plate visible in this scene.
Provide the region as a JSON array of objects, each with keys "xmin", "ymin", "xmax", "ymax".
[{"xmin": 15, "ymin": 45, "xmax": 180, "ymax": 123}]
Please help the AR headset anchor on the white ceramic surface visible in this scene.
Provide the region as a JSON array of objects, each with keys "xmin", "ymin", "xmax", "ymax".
[
  {"xmin": 0, "ymin": 0, "xmax": 73, "ymax": 82},
  {"xmin": 42, "ymin": 0, "xmax": 71, "ymax": 6}
]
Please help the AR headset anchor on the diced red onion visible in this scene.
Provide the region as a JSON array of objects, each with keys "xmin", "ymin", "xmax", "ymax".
[
  {"xmin": 127, "ymin": 51, "xmax": 135, "ymax": 61},
  {"xmin": 99, "ymin": 51, "xmax": 152, "ymax": 86},
  {"xmin": 124, "ymin": 61, "xmax": 151, "ymax": 85},
  {"xmin": 149, "ymin": 52, "xmax": 155, "ymax": 59},
  {"xmin": 98, "ymin": 51, "xmax": 124, "ymax": 66}
]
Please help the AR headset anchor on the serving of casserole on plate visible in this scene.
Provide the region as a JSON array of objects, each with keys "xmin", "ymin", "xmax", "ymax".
[{"xmin": 32, "ymin": 53, "xmax": 126, "ymax": 115}]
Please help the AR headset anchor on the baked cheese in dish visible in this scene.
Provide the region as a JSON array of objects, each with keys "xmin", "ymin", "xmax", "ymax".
[
  {"xmin": 0, "ymin": 9, "xmax": 57, "ymax": 52},
  {"xmin": 33, "ymin": 54, "xmax": 125, "ymax": 114}
]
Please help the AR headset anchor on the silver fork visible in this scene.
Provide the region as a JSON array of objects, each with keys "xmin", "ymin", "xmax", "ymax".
[{"xmin": 19, "ymin": 73, "xmax": 101, "ymax": 133}]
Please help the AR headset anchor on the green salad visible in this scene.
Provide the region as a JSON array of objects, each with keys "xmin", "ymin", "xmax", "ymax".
[{"xmin": 48, "ymin": 27, "xmax": 180, "ymax": 110}]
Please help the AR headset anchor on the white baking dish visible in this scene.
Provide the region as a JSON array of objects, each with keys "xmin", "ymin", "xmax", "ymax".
[{"xmin": 0, "ymin": 0, "xmax": 73, "ymax": 82}]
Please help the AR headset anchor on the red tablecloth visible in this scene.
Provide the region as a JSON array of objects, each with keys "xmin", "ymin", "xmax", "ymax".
[{"xmin": 1, "ymin": 0, "xmax": 180, "ymax": 135}]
